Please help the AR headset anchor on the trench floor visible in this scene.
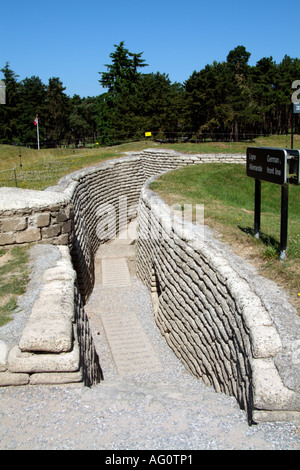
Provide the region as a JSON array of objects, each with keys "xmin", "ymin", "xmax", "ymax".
[
  {"xmin": 86, "ymin": 220, "xmax": 162, "ymax": 377},
  {"xmin": 81, "ymin": 220, "xmax": 300, "ymax": 450}
]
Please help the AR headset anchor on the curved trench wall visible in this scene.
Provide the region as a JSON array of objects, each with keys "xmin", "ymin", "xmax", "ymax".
[
  {"xmin": 136, "ymin": 181, "xmax": 300, "ymax": 424},
  {"xmin": 68, "ymin": 156, "xmax": 145, "ymax": 303},
  {"xmin": 0, "ymin": 149, "xmax": 299, "ymax": 425},
  {"xmin": 66, "ymin": 150, "xmax": 245, "ymax": 303}
]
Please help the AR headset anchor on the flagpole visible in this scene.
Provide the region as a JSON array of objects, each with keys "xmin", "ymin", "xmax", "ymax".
[{"xmin": 36, "ymin": 114, "xmax": 40, "ymax": 150}]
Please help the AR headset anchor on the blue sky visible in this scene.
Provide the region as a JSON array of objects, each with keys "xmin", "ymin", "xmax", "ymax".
[{"xmin": 1, "ymin": 0, "xmax": 299, "ymax": 98}]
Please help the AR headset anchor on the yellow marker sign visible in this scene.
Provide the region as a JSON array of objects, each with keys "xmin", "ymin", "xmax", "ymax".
[{"xmin": 145, "ymin": 132, "xmax": 152, "ymax": 137}]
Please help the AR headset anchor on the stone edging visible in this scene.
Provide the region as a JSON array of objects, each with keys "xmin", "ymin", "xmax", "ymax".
[{"xmin": 0, "ymin": 245, "xmax": 101, "ymax": 387}]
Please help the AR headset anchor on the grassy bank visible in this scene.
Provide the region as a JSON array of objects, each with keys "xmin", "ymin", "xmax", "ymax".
[
  {"xmin": 155, "ymin": 134, "xmax": 300, "ymax": 155},
  {"xmin": 0, "ymin": 141, "xmax": 152, "ymax": 190},
  {"xmin": 150, "ymin": 163, "xmax": 300, "ymax": 314},
  {"xmin": 1, "ymin": 135, "xmax": 299, "ymax": 190}
]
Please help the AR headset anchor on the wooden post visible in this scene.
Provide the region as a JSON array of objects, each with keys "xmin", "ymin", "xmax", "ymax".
[{"xmin": 13, "ymin": 168, "xmax": 17, "ymax": 187}]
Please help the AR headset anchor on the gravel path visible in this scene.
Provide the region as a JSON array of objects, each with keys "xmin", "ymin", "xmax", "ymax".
[{"xmin": 0, "ymin": 238, "xmax": 299, "ymax": 450}]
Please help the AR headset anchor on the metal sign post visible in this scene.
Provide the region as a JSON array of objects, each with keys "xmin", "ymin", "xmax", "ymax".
[
  {"xmin": 246, "ymin": 147, "xmax": 299, "ymax": 261},
  {"xmin": 254, "ymin": 179, "xmax": 261, "ymax": 239},
  {"xmin": 280, "ymin": 183, "xmax": 289, "ymax": 260}
]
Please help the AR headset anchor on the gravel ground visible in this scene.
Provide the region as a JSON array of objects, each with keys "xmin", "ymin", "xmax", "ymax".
[
  {"xmin": 0, "ymin": 282, "xmax": 300, "ymax": 450},
  {"xmin": 0, "ymin": 244, "xmax": 299, "ymax": 451}
]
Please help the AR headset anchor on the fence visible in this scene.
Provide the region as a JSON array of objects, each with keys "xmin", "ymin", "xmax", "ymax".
[
  {"xmin": 0, "ymin": 151, "xmax": 109, "ymax": 189},
  {"xmin": 7, "ymin": 132, "xmax": 275, "ymax": 149},
  {"xmin": 0, "ymin": 168, "xmax": 18, "ymax": 187}
]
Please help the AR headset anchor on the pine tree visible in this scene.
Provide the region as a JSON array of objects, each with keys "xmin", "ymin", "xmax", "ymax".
[
  {"xmin": 0, "ymin": 63, "xmax": 20, "ymax": 143},
  {"xmin": 17, "ymin": 76, "xmax": 47, "ymax": 145},
  {"xmin": 45, "ymin": 77, "xmax": 71, "ymax": 144},
  {"xmin": 97, "ymin": 42, "xmax": 148, "ymax": 143},
  {"xmin": 99, "ymin": 41, "xmax": 148, "ymax": 95}
]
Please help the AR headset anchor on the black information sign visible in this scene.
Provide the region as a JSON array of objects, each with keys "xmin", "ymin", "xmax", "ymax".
[
  {"xmin": 245, "ymin": 146, "xmax": 300, "ymax": 260},
  {"xmin": 246, "ymin": 147, "xmax": 287, "ymax": 185}
]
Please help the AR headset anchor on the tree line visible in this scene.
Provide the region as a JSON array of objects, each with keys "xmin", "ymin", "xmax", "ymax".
[{"xmin": 1, "ymin": 43, "xmax": 299, "ymax": 148}]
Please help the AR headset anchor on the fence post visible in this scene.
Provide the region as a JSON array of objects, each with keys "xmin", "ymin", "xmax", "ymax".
[{"xmin": 13, "ymin": 168, "xmax": 18, "ymax": 187}]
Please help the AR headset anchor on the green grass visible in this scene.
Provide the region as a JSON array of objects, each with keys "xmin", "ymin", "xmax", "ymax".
[
  {"xmin": 150, "ymin": 163, "xmax": 300, "ymax": 314},
  {"xmin": 1, "ymin": 135, "xmax": 299, "ymax": 190},
  {"xmin": 154, "ymin": 134, "xmax": 300, "ymax": 155},
  {"xmin": 0, "ymin": 246, "xmax": 30, "ymax": 327},
  {"xmin": 0, "ymin": 141, "xmax": 152, "ymax": 190}
]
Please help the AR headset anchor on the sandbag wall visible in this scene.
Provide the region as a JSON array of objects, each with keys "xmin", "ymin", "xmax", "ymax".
[
  {"xmin": 140, "ymin": 149, "xmax": 245, "ymax": 178},
  {"xmin": 136, "ymin": 180, "xmax": 300, "ymax": 425},
  {"xmin": 68, "ymin": 150, "xmax": 245, "ymax": 304},
  {"xmin": 69, "ymin": 156, "xmax": 145, "ymax": 303}
]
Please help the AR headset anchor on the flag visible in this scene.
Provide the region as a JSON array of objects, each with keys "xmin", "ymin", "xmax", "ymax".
[{"xmin": 34, "ymin": 115, "xmax": 40, "ymax": 150}]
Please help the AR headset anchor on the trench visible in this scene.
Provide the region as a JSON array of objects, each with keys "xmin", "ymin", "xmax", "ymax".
[
  {"xmin": 84, "ymin": 220, "xmax": 163, "ymax": 378},
  {"xmin": 1, "ymin": 149, "xmax": 299, "ymax": 425},
  {"xmin": 67, "ymin": 151, "xmax": 299, "ymax": 424}
]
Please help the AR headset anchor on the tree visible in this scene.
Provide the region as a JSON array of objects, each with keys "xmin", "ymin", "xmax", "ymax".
[
  {"xmin": 225, "ymin": 46, "xmax": 252, "ymax": 140},
  {"xmin": 44, "ymin": 77, "xmax": 71, "ymax": 144},
  {"xmin": 2, "ymin": 44, "xmax": 300, "ymax": 148},
  {"xmin": 17, "ymin": 76, "xmax": 47, "ymax": 145},
  {"xmin": 97, "ymin": 42, "xmax": 149, "ymax": 144},
  {"xmin": 184, "ymin": 45, "xmax": 257, "ymax": 141},
  {"xmin": 135, "ymin": 73, "xmax": 184, "ymax": 139},
  {"xmin": 99, "ymin": 41, "xmax": 148, "ymax": 95},
  {"xmin": 226, "ymin": 45, "xmax": 251, "ymax": 75},
  {"xmin": 275, "ymin": 55, "xmax": 300, "ymax": 134},
  {"xmin": 184, "ymin": 61, "xmax": 235, "ymax": 139},
  {"xmin": 250, "ymin": 57, "xmax": 277, "ymax": 134},
  {"xmin": 69, "ymin": 94, "xmax": 99, "ymax": 144},
  {"xmin": 0, "ymin": 63, "xmax": 20, "ymax": 143}
]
